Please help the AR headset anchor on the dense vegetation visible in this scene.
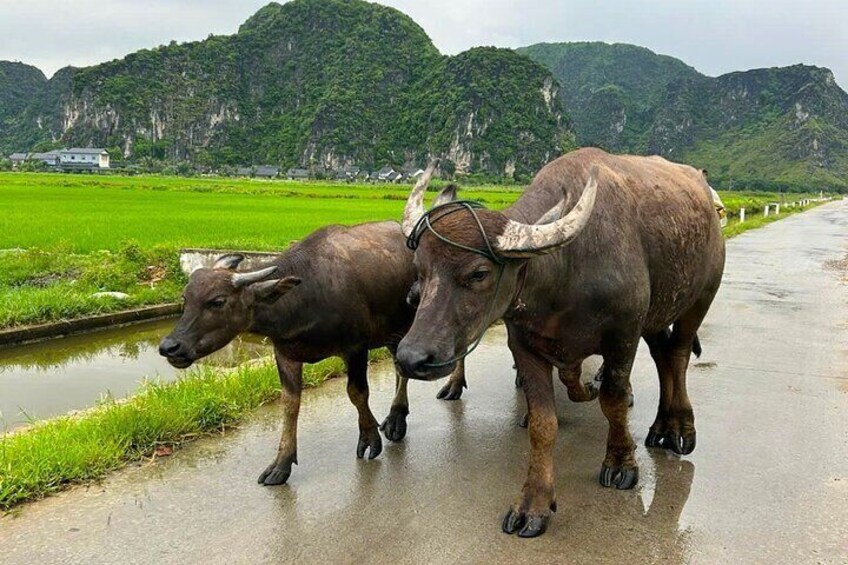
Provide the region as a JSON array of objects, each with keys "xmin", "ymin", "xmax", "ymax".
[
  {"xmin": 0, "ymin": 62, "xmax": 47, "ymax": 132},
  {"xmin": 0, "ymin": 0, "xmax": 568, "ymax": 178},
  {"xmin": 518, "ymin": 42, "xmax": 848, "ymax": 192}
]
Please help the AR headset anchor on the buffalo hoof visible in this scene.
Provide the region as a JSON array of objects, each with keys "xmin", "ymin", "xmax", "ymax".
[
  {"xmin": 645, "ymin": 429, "xmax": 696, "ymax": 455},
  {"xmin": 599, "ymin": 463, "xmax": 639, "ymax": 490},
  {"xmin": 502, "ymin": 503, "xmax": 555, "ymax": 538},
  {"xmin": 665, "ymin": 431, "xmax": 696, "ymax": 455},
  {"xmin": 379, "ymin": 408, "xmax": 408, "ymax": 442},
  {"xmin": 258, "ymin": 455, "xmax": 295, "ymax": 486},
  {"xmin": 645, "ymin": 430, "xmax": 664, "ymax": 448},
  {"xmin": 357, "ymin": 427, "xmax": 383, "ymax": 459},
  {"xmin": 436, "ymin": 379, "xmax": 466, "ymax": 401},
  {"xmin": 519, "ymin": 412, "xmax": 529, "ymax": 428}
]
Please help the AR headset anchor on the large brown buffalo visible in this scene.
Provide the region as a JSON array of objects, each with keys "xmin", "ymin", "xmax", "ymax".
[
  {"xmin": 396, "ymin": 148, "xmax": 725, "ymax": 537},
  {"xmin": 158, "ymin": 180, "xmax": 465, "ymax": 486}
]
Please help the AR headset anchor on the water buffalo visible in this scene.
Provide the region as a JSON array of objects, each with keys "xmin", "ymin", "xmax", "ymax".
[
  {"xmin": 158, "ymin": 179, "xmax": 465, "ymax": 486},
  {"xmin": 396, "ymin": 148, "xmax": 725, "ymax": 537}
]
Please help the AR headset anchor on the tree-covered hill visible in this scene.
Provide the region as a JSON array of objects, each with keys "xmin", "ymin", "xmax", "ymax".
[
  {"xmin": 0, "ymin": 62, "xmax": 48, "ymax": 137},
  {"xmin": 518, "ymin": 42, "xmax": 848, "ymax": 191},
  {"xmin": 0, "ymin": 0, "xmax": 568, "ymax": 177}
]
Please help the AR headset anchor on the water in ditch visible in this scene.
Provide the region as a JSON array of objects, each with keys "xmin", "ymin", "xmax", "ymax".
[{"xmin": 0, "ymin": 319, "xmax": 272, "ymax": 431}]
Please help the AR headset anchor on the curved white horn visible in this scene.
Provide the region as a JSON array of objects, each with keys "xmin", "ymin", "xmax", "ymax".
[
  {"xmin": 401, "ymin": 160, "xmax": 439, "ymax": 236},
  {"xmin": 534, "ymin": 198, "xmax": 566, "ymax": 225},
  {"xmin": 232, "ymin": 266, "xmax": 278, "ymax": 288},
  {"xmin": 494, "ymin": 165, "xmax": 599, "ymax": 256}
]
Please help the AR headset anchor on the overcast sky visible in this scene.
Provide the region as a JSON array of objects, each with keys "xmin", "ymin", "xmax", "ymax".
[{"xmin": 1, "ymin": 0, "xmax": 845, "ymax": 88}]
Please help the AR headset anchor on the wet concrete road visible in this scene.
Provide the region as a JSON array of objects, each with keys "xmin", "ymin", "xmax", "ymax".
[{"xmin": 2, "ymin": 201, "xmax": 847, "ymax": 564}]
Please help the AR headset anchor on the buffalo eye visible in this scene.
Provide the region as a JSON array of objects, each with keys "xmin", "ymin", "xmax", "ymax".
[
  {"xmin": 407, "ymin": 281, "xmax": 421, "ymax": 307},
  {"xmin": 466, "ymin": 268, "xmax": 490, "ymax": 284},
  {"xmin": 206, "ymin": 297, "xmax": 227, "ymax": 309}
]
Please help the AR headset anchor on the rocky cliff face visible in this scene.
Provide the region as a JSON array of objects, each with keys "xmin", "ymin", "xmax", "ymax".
[
  {"xmin": 519, "ymin": 42, "xmax": 848, "ymax": 191},
  {"xmin": 1, "ymin": 0, "xmax": 569, "ymax": 176}
]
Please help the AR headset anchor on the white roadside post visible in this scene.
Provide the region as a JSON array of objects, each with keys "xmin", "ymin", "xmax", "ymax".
[
  {"xmin": 776, "ymin": 203, "xmax": 780, "ymax": 215},
  {"xmin": 740, "ymin": 207, "xmax": 746, "ymax": 223},
  {"xmin": 764, "ymin": 205, "xmax": 770, "ymax": 217}
]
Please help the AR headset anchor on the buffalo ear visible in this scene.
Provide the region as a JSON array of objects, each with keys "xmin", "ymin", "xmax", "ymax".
[
  {"xmin": 213, "ymin": 253, "xmax": 245, "ymax": 271},
  {"xmin": 251, "ymin": 276, "xmax": 302, "ymax": 303},
  {"xmin": 432, "ymin": 184, "xmax": 459, "ymax": 208}
]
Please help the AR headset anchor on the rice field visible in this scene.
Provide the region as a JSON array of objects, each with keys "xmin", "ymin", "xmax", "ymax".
[
  {"xmin": 0, "ymin": 172, "xmax": 520, "ymax": 252},
  {"xmin": 0, "ymin": 171, "xmax": 829, "ymax": 329}
]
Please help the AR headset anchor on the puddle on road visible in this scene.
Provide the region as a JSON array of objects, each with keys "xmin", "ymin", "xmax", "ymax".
[{"xmin": 0, "ymin": 319, "xmax": 272, "ymax": 431}]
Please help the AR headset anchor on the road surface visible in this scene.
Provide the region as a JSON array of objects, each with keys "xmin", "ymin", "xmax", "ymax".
[{"xmin": 2, "ymin": 201, "xmax": 847, "ymax": 564}]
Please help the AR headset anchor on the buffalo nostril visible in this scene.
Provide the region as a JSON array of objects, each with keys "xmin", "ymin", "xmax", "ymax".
[
  {"xmin": 158, "ymin": 338, "xmax": 182, "ymax": 357},
  {"xmin": 397, "ymin": 345, "xmax": 437, "ymax": 377}
]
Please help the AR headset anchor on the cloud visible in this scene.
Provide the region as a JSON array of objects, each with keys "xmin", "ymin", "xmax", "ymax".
[{"xmin": 1, "ymin": 0, "xmax": 845, "ymax": 88}]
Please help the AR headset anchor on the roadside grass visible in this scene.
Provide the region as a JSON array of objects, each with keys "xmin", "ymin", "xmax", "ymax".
[
  {"xmin": 722, "ymin": 199, "xmax": 830, "ymax": 238},
  {"xmin": 0, "ymin": 244, "xmax": 184, "ymax": 328},
  {"xmin": 0, "ymin": 348, "xmax": 391, "ymax": 510}
]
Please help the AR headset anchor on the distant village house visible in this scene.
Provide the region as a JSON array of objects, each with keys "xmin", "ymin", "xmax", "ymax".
[
  {"xmin": 286, "ymin": 168, "xmax": 309, "ymax": 180},
  {"xmin": 8, "ymin": 148, "xmax": 110, "ymax": 170}
]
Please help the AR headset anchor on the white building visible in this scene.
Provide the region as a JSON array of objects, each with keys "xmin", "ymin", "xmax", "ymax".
[
  {"xmin": 59, "ymin": 148, "xmax": 110, "ymax": 169},
  {"xmin": 8, "ymin": 148, "xmax": 111, "ymax": 169}
]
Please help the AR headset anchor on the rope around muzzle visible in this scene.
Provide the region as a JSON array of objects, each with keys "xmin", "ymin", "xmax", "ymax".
[{"xmin": 405, "ymin": 201, "xmax": 507, "ymax": 369}]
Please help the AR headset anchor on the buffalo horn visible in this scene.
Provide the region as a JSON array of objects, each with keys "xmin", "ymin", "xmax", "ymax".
[
  {"xmin": 401, "ymin": 160, "xmax": 439, "ymax": 236},
  {"xmin": 494, "ymin": 165, "xmax": 599, "ymax": 256},
  {"xmin": 213, "ymin": 254, "xmax": 246, "ymax": 270},
  {"xmin": 231, "ymin": 266, "xmax": 278, "ymax": 288}
]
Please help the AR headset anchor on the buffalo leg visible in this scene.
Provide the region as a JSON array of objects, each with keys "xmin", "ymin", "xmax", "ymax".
[
  {"xmin": 381, "ymin": 347, "xmax": 410, "ymax": 442},
  {"xmin": 598, "ymin": 336, "xmax": 640, "ymax": 490},
  {"xmin": 345, "ymin": 349, "xmax": 383, "ymax": 459},
  {"xmin": 502, "ymin": 340, "xmax": 557, "ymax": 538},
  {"xmin": 258, "ymin": 351, "xmax": 302, "ymax": 486},
  {"xmin": 646, "ymin": 305, "xmax": 710, "ymax": 455},
  {"xmin": 380, "ymin": 370, "xmax": 410, "ymax": 442},
  {"xmin": 436, "ymin": 358, "xmax": 467, "ymax": 401},
  {"xmin": 644, "ymin": 329, "xmax": 675, "ymax": 449},
  {"xmin": 558, "ymin": 363, "xmax": 599, "ymax": 402}
]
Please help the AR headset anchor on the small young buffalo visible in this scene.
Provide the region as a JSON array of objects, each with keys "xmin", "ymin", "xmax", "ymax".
[{"xmin": 159, "ymin": 176, "xmax": 464, "ymax": 486}]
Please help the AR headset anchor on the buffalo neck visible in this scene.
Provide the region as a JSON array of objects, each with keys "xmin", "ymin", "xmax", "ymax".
[{"xmin": 247, "ymin": 245, "xmax": 311, "ymax": 340}]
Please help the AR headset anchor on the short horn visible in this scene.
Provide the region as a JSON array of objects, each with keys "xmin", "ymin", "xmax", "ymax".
[
  {"xmin": 494, "ymin": 165, "xmax": 599, "ymax": 256},
  {"xmin": 232, "ymin": 266, "xmax": 278, "ymax": 288},
  {"xmin": 213, "ymin": 253, "xmax": 245, "ymax": 271},
  {"xmin": 402, "ymin": 160, "xmax": 439, "ymax": 236}
]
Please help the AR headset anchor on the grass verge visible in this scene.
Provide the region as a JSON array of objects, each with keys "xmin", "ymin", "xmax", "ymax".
[
  {"xmin": 0, "ymin": 242, "xmax": 185, "ymax": 329},
  {"xmin": 722, "ymin": 199, "xmax": 832, "ymax": 238},
  {"xmin": 0, "ymin": 348, "xmax": 390, "ymax": 510}
]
